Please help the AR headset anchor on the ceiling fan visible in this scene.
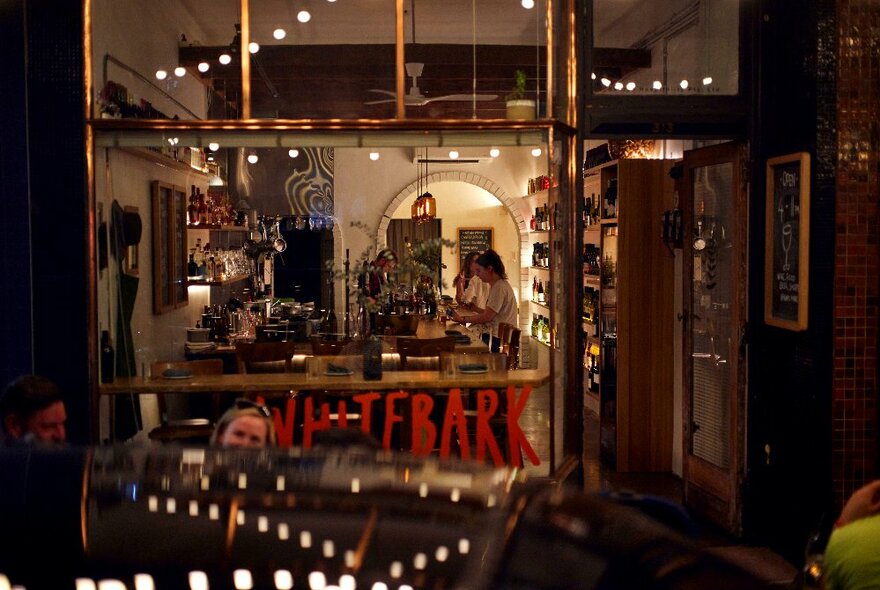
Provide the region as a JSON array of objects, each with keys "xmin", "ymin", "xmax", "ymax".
[{"xmin": 365, "ymin": 62, "xmax": 498, "ymax": 107}]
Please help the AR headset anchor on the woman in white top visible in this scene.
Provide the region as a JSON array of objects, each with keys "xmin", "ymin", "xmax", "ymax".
[
  {"xmin": 454, "ymin": 251, "xmax": 489, "ymax": 311},
  {"xmin": 451, "ymin": 249, "xmax": 518, "ymax": 352}
]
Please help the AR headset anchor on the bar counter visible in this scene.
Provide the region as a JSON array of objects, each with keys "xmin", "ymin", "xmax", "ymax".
[{"xmin": 99, "ymin": 368, "xmax": 550, "ymax": 395}]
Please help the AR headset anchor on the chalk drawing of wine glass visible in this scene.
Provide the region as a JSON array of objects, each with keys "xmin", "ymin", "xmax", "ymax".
[{"xmin": 781, "ymin": 222, "xmax": 793, "ymax": 271}]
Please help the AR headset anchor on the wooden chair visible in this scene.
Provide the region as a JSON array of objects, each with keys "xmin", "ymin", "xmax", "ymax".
[
  {"xmin": 148, "ymin": 359, "xmax": 224, "ymax": 443},
  {"xmin": 396, "ymin": 336, "xmax": 457, "ymax": 370},
  {"xmin": 235, "ymin": 340, "xmax": 299, "ymax": 374},
  {"xmin": 499, "ymin": 323, "xmax": 522, "ymax": 369}
]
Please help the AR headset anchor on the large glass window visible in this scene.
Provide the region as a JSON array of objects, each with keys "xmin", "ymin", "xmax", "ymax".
[
  {"xmin": 591, "ymin": 0, "xmax": 739, "ymax": 97},
  {"xmin": 91, "ymin": 0, "xmax": 552, "ymax": 121}
]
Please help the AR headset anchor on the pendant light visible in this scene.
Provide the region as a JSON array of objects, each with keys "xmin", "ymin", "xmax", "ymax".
[{"xmin": 411, "ymin": 147, "xmax": 436, "ymax": 224}]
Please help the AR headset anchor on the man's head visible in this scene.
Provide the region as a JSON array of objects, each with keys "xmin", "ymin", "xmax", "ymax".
[{"xmin": 0, "ymin": 375, "xmax": 67, "ymax": 444}]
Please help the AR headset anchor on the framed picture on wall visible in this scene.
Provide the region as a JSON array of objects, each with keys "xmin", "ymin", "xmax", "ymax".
[{"xmin": 764, "ymin": 152, "xmax": 810, "ymax": 331}]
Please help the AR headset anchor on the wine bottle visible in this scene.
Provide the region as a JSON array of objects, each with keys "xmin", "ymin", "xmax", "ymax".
[
  {"xmin": 363, "ymin": 336, "xmax": 383, "ymax": 380},
  {"xmin": 187, "ymin": 185, "xmax": 198, "ymax": 225},
  {"xmin": 187, "ymin": 252, "xmax": 198, "ymax": 278},
  {"xmin": 537, "ymin": 280, "xmax": 545, "ymax": 304}
]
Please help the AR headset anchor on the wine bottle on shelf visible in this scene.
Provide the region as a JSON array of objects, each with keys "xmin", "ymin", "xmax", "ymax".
[
  {"xmin": 187, "ymin": 185, "xmax": 198, "ymax": 225},
  {"xmin": 532, "ymin": 276, "xmax": 538, "ymax": 300},
  {"xmin": 197, "ymin": 188, "xmax": 208, "ymax": 225},
  {"xmin": 187, "ymin": 252, "xmax": 198, "ymax": 278},
  {"xmin": 537, "ymin": 280, "xmax": 545, "ymax": 304}
]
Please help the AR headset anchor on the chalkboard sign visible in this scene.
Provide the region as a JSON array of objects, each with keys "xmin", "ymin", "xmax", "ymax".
[
  {"xmin": 764, "ymin": 152, "xmax": 810, "ymax": 330},
  {"xmin": 457, "ymin": 227, "xmax": 493, "ymax": 272}
]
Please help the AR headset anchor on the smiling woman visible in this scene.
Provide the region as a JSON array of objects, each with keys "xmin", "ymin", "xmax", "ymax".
[{"xmin": 209, "ymin": 398, "xmax": 277, "ymax": 448}]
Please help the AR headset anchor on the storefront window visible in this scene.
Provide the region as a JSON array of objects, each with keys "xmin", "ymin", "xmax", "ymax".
[
  {"xmin": 591, "ymin": 0, "xmax": 739, "ymax": 97},
  {"xmin": 91, "ymin": 0, "xmax": 552, "ymax": 121}
]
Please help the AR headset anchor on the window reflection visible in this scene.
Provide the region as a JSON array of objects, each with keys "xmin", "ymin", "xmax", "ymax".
[{"xmin": 591, "ymin": 0, "xmax": 739, "ymax": 96}]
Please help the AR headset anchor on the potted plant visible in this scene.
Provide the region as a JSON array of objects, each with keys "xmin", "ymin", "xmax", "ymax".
[{"xmin": 506, "ymin": 69, "xmax": 536, "ymax": 120}]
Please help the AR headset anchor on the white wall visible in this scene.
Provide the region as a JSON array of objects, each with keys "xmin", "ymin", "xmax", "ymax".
[{"xmin": 389, "ymin": 181, "xmax": 521, "ymax": 297}]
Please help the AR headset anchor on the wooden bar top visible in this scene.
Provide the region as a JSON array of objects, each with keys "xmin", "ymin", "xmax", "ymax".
[{"xmin": 99, "ymin": 368, "xmax": 550, "ymax": 395}]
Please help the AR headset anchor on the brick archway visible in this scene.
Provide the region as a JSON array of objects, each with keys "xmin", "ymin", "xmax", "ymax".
[{"xmin": 375, "ymin": 171, "xmax": 530, "ymax": 327}]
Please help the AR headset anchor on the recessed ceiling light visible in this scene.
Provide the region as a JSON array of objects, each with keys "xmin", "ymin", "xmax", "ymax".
[
  {"xmin": 489, "ymin": 148, "xmax": 500, "ymax": 158},
  {"xmin": 197, "ymin": 62, "xmax": 209, "ymax": 73},
  {"xmin": 680, "ymin": 79, "xmax": 689, "ymax": 89},
  {"xmin": 247, "ymin": 154, "xmax": 259, "ymax": 164},
  {"xmin": 288, "ymin": 149, "xmax": 299, "ymax": 158},
  {"xmin": 219, "ymin": 53, "xmax": 232, "ymax": 65},
  {"xmin": 174, "ymin": 66, "xmax": 186, "ymax": 77},
  {"xmin": 531, "ymin": 147, "xmax": 542, "ymax": 157},
  {"xmin": 369, "ymin": 152, "xmax": 380, "ymax": 161},
  {"xmin": 297, "ymin": 10, "xmax": 311, "ymax": 23},
  {"xmin": 273, "ymin": 28, "xmax": 287, "ymax": 40},
  {"xmin": 155, "ymin": 70, "xmax": 168, "ymax": 80},
  {"xmin": 522, "ymin": 0, "xmax": 535, "ymax": 8},
  {"xmin": 248, "ymin": 42, "xmax": 260, "ymax": 54},
  {"xmin": 208, "ymin": 142, "xmax": 220, "ymax": 151}
]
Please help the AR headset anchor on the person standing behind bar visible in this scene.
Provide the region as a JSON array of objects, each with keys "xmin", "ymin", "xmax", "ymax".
[
  {"xmin": 455, "ymin": 251, "xmax": 489, "ymax": 311},
  {"xmin": 365, "ymin": 248, "xmax": 398, "ymax": 304},
  {"xmin": 0, "ymin": 375, "xmax": 67, "ymax": 445},
  {"xmin": 451, "ymin": 249, "xmax": 518, "ymax": 352}
]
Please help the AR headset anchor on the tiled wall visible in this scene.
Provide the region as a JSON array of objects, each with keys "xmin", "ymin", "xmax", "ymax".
[{"xmin": 833, "ymin": 0, "xmax": 880, "ymax": 505}]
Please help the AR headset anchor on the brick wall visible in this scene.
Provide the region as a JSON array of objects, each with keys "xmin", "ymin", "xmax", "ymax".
[{"xmin": 833, "ymin": 0, "xmax": 880, "ymax": 505}]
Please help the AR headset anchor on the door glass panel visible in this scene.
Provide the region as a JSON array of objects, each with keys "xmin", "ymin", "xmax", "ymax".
[
  {"xmin": 689, "ymin": 162, "xmax": 733, "ymax": 468},
  {"xmin": 591, "ymin": 0, "xmax": 739, "ymax": 96}
]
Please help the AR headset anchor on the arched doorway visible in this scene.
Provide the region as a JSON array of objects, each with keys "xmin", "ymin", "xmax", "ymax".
[{"xmin": 376, "ymin": 171, "xmax": 530, "ymax": 327}]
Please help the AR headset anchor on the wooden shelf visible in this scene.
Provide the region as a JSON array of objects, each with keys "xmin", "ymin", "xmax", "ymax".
[
  {"xmin": 121, "ymin": 147, "xmax": 209, "ymax": 177},
  {"xmin": 531, "ymin": 300, "xmax": 551, "ymax": 311},
  {"xmin": 187, "ymin": 224, "xmax": 247, "ymax": 232},
  {"xmin": 584, "ymin": 159, "xmax": 619, "ymax": 175},
  {"xmin": 600, "ymin": 218, "xmax": 618, "ymax": 225},
  {"xmin": 522, "ymin": 188, "xmax": 550, "ymax": 200},
  {"xmin": 187, "ymin": 274, "xmax": 249, "ymax": 287}
]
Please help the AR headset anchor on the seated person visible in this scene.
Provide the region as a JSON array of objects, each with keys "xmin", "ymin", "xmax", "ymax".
[
  {"xmin": 0, "ymin": 375, "xmax": 67, "ymax": 445},
  {"xmin": 823, "ymin": 479, "xmax": 880, "ymax": 590},
  {"xmin": 210, "ymin": 399, "xmax": 277, "ymax": 449}
]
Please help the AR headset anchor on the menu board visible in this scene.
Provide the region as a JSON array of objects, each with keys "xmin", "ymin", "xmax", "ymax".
[
  {"xmin": 764, "ymin": 152, "xmax": 810, "ymax": 330},
  {"xmin": 457, "ymin": 227, "xmax": 493, "ymax": 272}
]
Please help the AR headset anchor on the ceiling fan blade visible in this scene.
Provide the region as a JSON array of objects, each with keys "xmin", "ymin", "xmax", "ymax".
[
  {"xmin": 364, "ymin": 98, "xmax": 396, "ymax": 105},
  {"xmin": 367, "ymin": 89, "xmax": 396, "ymax": 97},
  {"xmin": 421, "ymin": 93, "xmax": 499, "ymax": 104}
]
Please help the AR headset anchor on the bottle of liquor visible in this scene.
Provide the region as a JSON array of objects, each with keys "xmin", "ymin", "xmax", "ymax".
[
  {"xmin": 532, "ymin": 276, "xmax": 538, "ymax": 300},
  {"xmin": 197, "ymin": 188, "xmax": 208, "ymax": 225},
  {"xmin": 537, "ymin": 279, "xmax": 545, "ymax": 304},
  {"xmin": 100, "ymin": 330, "xmax": 114, "ymax": 383},
  {"xmin": 187, "ymin": 252, "xmax": 198, "ymax": 278},
  {"xmin": 187, "ymin": 185, "xmax": 198, "ymax": 225}
]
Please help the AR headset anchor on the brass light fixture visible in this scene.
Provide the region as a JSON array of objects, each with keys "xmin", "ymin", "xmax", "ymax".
[{"xmin": 411, "ymin": 147, "xmax": 436, "ymax": 224}]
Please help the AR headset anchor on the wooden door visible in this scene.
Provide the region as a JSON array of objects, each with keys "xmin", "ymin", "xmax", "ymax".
[{"xmin": 681, "ymin": 141, "xmax": 749, "ymax": 535}]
